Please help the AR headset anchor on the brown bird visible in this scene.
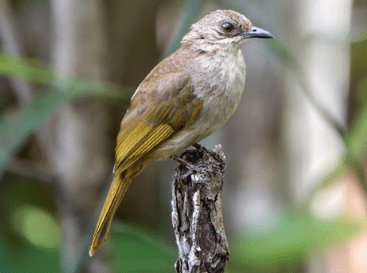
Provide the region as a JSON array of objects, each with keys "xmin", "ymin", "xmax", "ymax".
[{"xmin": 89, "ymin": 9, "xmax": 273, "ymax": 256}]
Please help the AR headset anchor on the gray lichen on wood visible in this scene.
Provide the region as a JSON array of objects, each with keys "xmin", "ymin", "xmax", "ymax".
[{"xmin": 171, "ymin": 144, "xmax": 229, "ymax": 273}]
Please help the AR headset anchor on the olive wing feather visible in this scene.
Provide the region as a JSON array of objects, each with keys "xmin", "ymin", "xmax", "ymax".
[{"xmin": 114, "ymin": 71, "xmax": 203, "ymax": 174}]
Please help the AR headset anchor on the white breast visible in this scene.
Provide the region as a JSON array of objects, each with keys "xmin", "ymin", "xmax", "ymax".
[
  {"xmin": 149, "ymin": 49, "xmax": 246, "ymax": 160},
  {"xmin": 192, "ymin": 49, "xmax": 246, "ymax": 137}
]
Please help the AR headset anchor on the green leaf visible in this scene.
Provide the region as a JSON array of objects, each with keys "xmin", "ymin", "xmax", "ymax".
[
  {"xmin": 0, "ymin": 53, "xmax": 131, "ymax": 177},
  {"xmin": 111, "ymin": 223, "xmax": 176, "ymax": 273},
  {"xmin": 351, "ymin": 36, "xmax": 367, "ymax": 82},
  {"xmin": 345, "ymin": 102, "xmax": 367, "ymax": 162},
  {"xmin": 0, "ymin": 236, "xmax": 16, "ymax": 273},
  {"xmin": 0, "ymin": 91, "xmax": 65, "ymax": 175},
  {"xmin": 2, "ymin": 236, "xmax": 59, "ymax": 273},
  {"xmin": 231, "ymin": 210, "xmax": 361, "ymax": 269}
]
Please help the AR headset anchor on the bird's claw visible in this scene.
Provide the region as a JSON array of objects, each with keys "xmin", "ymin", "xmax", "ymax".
[{"xmin": 170, "ymin": 154, "xmax": 203, "ymax": 173}]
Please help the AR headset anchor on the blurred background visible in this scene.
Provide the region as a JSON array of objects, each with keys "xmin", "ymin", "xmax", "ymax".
[{"xmin": 1, "ymin": 0, "xmax": 367, "ymax": 272}]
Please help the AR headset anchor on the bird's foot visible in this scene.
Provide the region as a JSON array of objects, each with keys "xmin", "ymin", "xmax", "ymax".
[
  {"xmin": 170, "ymin": 154, "xmax": 205, "ymax": 173},
  {"xmin": 192, "ymin": 143, "xmax": 208, "ymax": 152},
  {"xmin": 171, "ymin": 155, "xmax": 195, "ymax": 169}
]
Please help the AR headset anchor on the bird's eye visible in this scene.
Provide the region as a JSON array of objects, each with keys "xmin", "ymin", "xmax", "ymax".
[{"xmin": 222, "ymin": 22, "xmax": 233, "ymax": 32}]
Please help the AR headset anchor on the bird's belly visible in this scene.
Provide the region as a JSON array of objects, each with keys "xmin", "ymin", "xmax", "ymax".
[{"xmin": 148, "ymin": 85, "xmax": 243, "ymax": 160}]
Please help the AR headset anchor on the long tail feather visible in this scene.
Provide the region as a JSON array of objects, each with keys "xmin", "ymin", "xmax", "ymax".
[
  {"xmin": 89, "ymin": 159, "xmax": 148, "ymax": 256},
  {"xmin": 89, "ymin": 175, "xmax": 131, "ymax": 256}
]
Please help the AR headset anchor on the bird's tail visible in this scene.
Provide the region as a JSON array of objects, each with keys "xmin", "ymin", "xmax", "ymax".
[
  {"xmin": 89, "ymin": 160, "xmax": 148, "ymax": 256},
  {"xmin": 89, "ymin": 174, "xmax": 131, "ymax": 256}
]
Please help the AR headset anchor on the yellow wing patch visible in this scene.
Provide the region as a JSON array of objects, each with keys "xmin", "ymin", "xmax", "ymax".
[
  {"xmin": 114, "ymin": 122, "xmax": 175, "ymax": 175},
  {"xmin": 113, "ymin": 70, "xmax": 203, "ymax": 176},
  {"xmin": 90, "ymin": 59, "xmax": 204, "ymax": 256}
]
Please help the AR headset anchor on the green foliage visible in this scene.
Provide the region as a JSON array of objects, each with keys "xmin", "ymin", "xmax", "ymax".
[
  {"xmin": 1, "ymin": 237, "xmax": 60, "ymax": 273},
  {"xmin": 348, "ymin": 36, "xmax": 367, "ymax": 162},
  {"xmin": 0, "ymin": 90, "xmax": 66, "ymax": 176},
  {"xmin": 0, "ymin": 53, "xmax": 130, "ymax": 177},
  {"xmin": 0, "ymin": 175, "xmax": 60, "ymax": 273},
  {"xmin": 111, "ymin": 224, "xmax": 176, "ymax": 273},
  {"xmin": 230, "ymin": 210, "xmax": 361, "ymax": 271},
  {"xmin": 351, "ymin": 36, "xmax": 367, "ymax": 82},
  {"xmin": 345, "ymin": 103, "xmax": 367, "ymax": 163}
]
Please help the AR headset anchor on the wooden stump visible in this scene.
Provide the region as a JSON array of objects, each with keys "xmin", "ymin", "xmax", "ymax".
[{"xmin": 171, "ymin": 144, "xmax": 229, "ymax": 273}]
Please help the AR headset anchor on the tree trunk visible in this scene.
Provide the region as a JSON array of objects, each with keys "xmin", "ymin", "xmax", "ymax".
[
  {"xmin": 50, "ymin": 0, "xmax": 112, "ymax": 272},
  {"xmin": 171, "ymin": 145, "xmax": 229, "ymax": 273}
]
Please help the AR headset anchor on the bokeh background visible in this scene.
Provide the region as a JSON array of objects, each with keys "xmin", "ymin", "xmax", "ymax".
[{"xmin": 1, "ymin": 0, "xmax": 367, "ymax": 272}]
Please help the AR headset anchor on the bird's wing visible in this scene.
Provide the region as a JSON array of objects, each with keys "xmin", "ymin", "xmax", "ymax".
[
  {"xmin": 114, "ymin": 71, "xmax": 203, "ymax": 174},
  {"xmin": 89, "ymin": 71, "xmax": 203, "ymax": 256}
]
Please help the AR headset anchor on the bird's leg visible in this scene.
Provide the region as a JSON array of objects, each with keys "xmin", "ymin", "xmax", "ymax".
[
  {"xmin": 171, "ymin": 154, "xmax": 207, "ymax": 175},
  {"xmin": 193, "ymin": 143, "xmax": 202, "ymax": 149},
  {"xmin": 193, "ymin": 142, "xmax": 208, "ymax": 152},
  {"xmin": 170, "ymin": 155, "xmax": 196, "ymax": 169},
  {"xmin": 171, "ymin": 143, "xmax": 207, "ymax": 166}
]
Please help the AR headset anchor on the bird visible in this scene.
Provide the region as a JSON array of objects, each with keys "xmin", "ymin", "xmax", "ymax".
[{"xmin": 89, "ymin": 9, "xmax": 273, "ymax": 256}]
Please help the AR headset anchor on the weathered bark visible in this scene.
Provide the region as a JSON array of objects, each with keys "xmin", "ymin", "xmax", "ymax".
[{"xmin": 171, "ymin": 145, "xmax": 229, "ymax": 273}]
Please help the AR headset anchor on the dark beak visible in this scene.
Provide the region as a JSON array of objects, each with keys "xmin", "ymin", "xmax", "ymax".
[{"xmin": 242, "ymin": 27, "xmax": 274, "ymax": 39}]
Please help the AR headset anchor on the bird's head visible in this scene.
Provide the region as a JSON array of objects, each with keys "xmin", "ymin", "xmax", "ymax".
[{"xmin": 181, "ymin": 10, "xmax": 273, "ymax": 54}]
